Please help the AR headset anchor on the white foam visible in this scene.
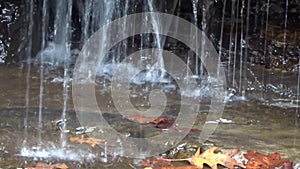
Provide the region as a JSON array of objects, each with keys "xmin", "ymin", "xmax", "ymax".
[
  {"xmin": 20, "ymin": 147, "xmax": 96, "ymax": 161},
  {"xmin": 97, "ymin": 63, "xmax": 171, "ymax": 84}
]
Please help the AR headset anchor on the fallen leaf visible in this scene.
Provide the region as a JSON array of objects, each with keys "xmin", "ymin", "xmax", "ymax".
[
  {"xmin": 244, "ymin": 150, "xmax": 293, "ymax": 169},
  {"xmin": 128, "ymin": 114, "xmax": 168, "ymax": 124},
  {"xmin": 128, "ymin": 115, "xmax": 199, "ymax": 134},
  {"xmin": 151, "ymin": 117, "xmax": 168, "ymax": 125},
  {"xmin": 156, "ymin": 119, "xmax": 175, "ymax": 129},
  {"xmin": 141, "ymin": 157, "xmax": 172, "ymax": 168},
  {"xmin": 128, "ymin": 114, "xmax": 156, "ymax": 123},
  {"xmin": 189, "ymin": 147, "xmax": 245, "ymax": 169},
  {"xmin": 27, "ymin": 162, "xmax": 68, "ymax": 169},
  {"xmin": 70, "ymin": 136, "xmax": 104, "ymax": 147},
  {"xmin": 142, "ymin": 147, "xmax": 245, "ymax": 169}
]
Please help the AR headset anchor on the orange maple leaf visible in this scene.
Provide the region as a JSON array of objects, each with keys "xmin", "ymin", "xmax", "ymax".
[
  {"xmin": 27, "ymin": 162, "xmax": 68, "ymax": 169},
  {"xmin": 244, "ymin": 150, "xmax": 293, "ymax": 169},
  {"xmin": 189, "ymin": 146, "xmax": 245, "ymax": 169},
  {"xmin": 70, "ymin": 136, "xmax": 104, "ymax": 147}
]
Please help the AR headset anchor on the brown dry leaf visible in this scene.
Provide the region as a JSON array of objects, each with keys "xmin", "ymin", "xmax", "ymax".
[
  {"xmin": 70, "ymin": 136, "xmax": 104, "ymax": 147},
  {"xmin": 189, "ymin": 146, "xmax": 245, "ymax": 169},
  {"xmin": 27, "ymin": 162, "xmax": 68, "ymax": 169},
  {"xmin": 244, "ymin": 150, "xmax": 293, "ymax": 169}
]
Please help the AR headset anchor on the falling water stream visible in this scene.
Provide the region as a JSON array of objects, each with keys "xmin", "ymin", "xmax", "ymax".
[
  {"xmin": 24, "ymin": 0, "xmax": 34, "ymax": 145},
  {"xmin": 192, "ymin": 0, "xmax": 199, "ymax": 76},
  {"xmin": 233, "ymin": 0, "xmax": 239, "ymax": 89},
  {"xmin": 228, "ymin": 0, "xmax": 235, "ymax": 85},
  {"xmin": 238, "ymin": 0, "xmax": 245, "ymax": 95},
  {"xmin": 0, "ymin": 0, "xmax": 300, "ymax": 168},
  {"xmin": 37, "ymin": 0, "xmax": 47, "ymax": 143},
  {"xmin": 217, "ymin": 0, "xmax": 227, "ymax": 77},
  {"xmin": 281, "ymin": 0, "xmax": 289, "ymax": 93}
]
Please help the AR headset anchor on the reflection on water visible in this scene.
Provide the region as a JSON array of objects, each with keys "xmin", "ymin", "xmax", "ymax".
[{"xmin": 0, "ymin": 65, "xmax": 299, "ymax": 168}]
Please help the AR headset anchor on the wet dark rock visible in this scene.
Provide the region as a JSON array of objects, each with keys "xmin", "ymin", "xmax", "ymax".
[
  {"xmin": 0, "ymin": 1, "xmax": 44, "ymax": 64},
  {"xmin": 0, "ymin": 0, "xmax": 299, "ymax": 65},
  {"xmin": 167, "ymin": 141, "xmax": 202, "ymax": 159}
]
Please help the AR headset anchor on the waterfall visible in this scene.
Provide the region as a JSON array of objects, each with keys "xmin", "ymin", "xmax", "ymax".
[{"xmin": 8, "ymin": 0, "xmax": 300, "ymax": 165}]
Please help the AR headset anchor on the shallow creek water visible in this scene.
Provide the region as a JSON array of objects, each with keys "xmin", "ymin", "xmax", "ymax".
[{"xmin": 0, "ymin": 65, "xmax": 299, "ymax": 168}]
